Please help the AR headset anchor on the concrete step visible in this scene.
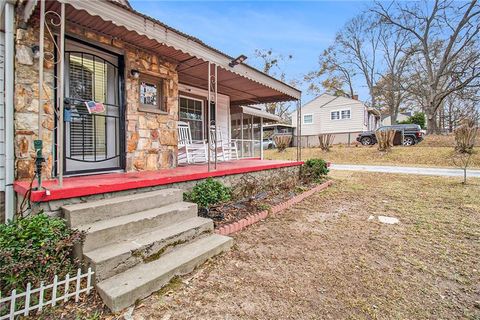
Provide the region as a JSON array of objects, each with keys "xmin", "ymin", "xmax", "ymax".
[
  {"xmin": 97, "ymin": 234, "xmax": 233, "ymax": 312},
  {"xmin": 63, "ymin": 188, "xmax": 184, "ymax": 227},
  {"xmin": 79, "ymin": 201, "xmax": 197, "ymax": 252},
  {"xmin": 84, "ymin": 217, "xmax": 214, "ymax": 281}
]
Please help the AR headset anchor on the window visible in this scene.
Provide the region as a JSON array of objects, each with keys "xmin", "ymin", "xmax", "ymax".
[
  {"xmin": 179, "ymin": 96, "xmax": 203, "ymax": 140},
  {"xmin": 139, "ymin": 74, "xmax": 165, "ymax": 112},
  {"xmin": 341, "ymin": 109, "xmax": 351, "ymax": 119},
  {"xmin": 331, "ymin": 109, "xmax": 351, "ymax": 120},
  {"xmin": 330, "ymin": 111, "xmax": 340, "ymax": 120},
  {"xmin": 303, "ymin": 114, "xmax": 313, "ymax": 124}
]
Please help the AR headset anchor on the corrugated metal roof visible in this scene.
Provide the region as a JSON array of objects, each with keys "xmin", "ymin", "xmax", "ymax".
[
  {"xmin": 26, "ymin": 0, "xmax": 300, "ymax": 105},
  {"xmin": 238, "ymin": 106, "xmax": 281, "ymax": 122}
]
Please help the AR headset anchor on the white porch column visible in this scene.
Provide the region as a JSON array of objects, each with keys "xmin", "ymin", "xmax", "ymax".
[
  {"xmin": 4, "ymin": 0, "xmax": 15, "ymax": 222},
  {"xmin": 260, "ymin": 117, "xmax": 264, "ymax": 160}
]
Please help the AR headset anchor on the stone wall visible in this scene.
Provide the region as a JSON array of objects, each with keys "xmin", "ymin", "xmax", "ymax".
[
  {"xmin": 14, "ymin": 22, "xmax": 55, "ymax": 180},
  {"xmin": 23, "ymin": 166, "xmax": 301, "ymax": 217},
  {"xmin": 14, "ymin": 18, "xmax": 180, "ymax": 180}
]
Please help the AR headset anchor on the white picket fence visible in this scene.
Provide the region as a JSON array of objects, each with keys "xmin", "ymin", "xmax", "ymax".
[{"xmin": 0, "ymin": 268, "xmax": 94, "ymax": 320}]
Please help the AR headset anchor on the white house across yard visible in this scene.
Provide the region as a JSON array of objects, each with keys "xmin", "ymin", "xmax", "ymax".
[{"xmin": 291, "ymin": 93, "xmax": 380, "ymax": 147}]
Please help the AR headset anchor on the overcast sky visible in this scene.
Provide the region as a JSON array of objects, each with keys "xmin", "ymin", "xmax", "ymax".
[{"xmin": 130, "ymin": 0, "xmax": 371, "ymax": 103}]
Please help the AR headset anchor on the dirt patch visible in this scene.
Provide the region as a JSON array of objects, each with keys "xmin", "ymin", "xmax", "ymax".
[{"xmin": 132, "ymin": 171, "xmax": 480, "ymax": 320}]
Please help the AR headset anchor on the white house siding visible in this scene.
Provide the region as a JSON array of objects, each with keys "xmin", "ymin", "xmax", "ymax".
[
  {"xmin": 382, "ymin": 113, "xmax": 410, "ymax": 126},
  {"xmin": 292, "ymin": 94, "xmax": 367, "ymax": 146},
  {"xmin": 178, "ymin": 83, "xmax": 231, "ymax": 141}
]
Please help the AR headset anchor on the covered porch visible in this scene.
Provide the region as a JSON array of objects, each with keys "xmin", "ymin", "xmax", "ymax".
[
  {"xmin": 14, "ymin": 159, "xmax": 303, "ymax": 203},
  {"xmin": 7, "ymin": 0, "xmax": 302, "ymax": 220}
]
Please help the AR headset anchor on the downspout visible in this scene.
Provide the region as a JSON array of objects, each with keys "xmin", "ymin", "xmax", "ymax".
[{"xmin": 4, "ymin": 0, "xmax": 15, "ymax": 222}]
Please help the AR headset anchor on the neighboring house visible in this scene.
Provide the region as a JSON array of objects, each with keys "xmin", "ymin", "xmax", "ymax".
[
  {"xmin": 382, "ymin": 112, "xmax": 412, "ymax": 126},
  {"xmin": 291, "ymin": 93, "xmax": 380, "ymax": 147},
  {"xmin": 0, "ymin": 0, "xmax": 302, "ymax": 311}
]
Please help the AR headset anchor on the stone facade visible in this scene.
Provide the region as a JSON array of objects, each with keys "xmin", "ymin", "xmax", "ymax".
[{"xmin": 14, "ymin": 18, "xmax": 180, "ymax": 180}]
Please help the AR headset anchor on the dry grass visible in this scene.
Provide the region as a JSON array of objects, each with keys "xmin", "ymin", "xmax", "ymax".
[
  {"xmin": 265, "ymin": 134, "xmax": 480, "ymax": 168},
  {"xmin": 133, "ymin": 172, "xmax": 480, "ymax": 319},
  {"xmin": 266, "ymin": 145, "xmax": 480, "ymax": 168}
]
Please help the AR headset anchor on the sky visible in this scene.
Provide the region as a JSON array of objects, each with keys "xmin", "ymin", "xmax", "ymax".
[{"xmin": 130, "ymin": 0, "xmax": 371, "ymax": 103}]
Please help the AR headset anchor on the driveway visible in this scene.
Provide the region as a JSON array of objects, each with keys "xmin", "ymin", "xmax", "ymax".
[{"xmin": 330, "ymin": 163, "xmax": 480, "ymax": 178}]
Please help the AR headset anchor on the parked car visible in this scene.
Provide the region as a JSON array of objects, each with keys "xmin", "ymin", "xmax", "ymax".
[
  {"xmin": 356, "ymin": 124, "xmax": 424, "ymax": 146},
  {"xmin": 254, "ymin": 138, "xmax": 276, "ymax": 149}
]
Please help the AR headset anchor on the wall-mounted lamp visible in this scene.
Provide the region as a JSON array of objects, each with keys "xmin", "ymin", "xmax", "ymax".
[
  {"xmin": 229, "ymin": 54, "xmax": 247, "ymax": 68},
  {"xmin": 31, "ymin": 45, "xmax": 41, "ymax": 59},
  {"xmin": 130, "ymin": 69, "xmax": 140, "ymax": 79}
]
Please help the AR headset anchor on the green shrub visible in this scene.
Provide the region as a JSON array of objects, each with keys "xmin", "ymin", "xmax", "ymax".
[
  {"xmin": 0, "ymin": 214, "xmax": 85, "ymax": 295},
  {"xmin": 398, "ymin": 112, "xmax": 426, "ymax": 129},
  {"xmin": 300, "ymin": 158, "xmax": 329, "ymax": 183},
  {"xmin": 184, "ymin": 178, "xmax": 231, "ymax": 208}
]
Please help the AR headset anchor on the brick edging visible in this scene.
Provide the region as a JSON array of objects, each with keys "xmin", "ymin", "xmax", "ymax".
[{"xmin": 215, "ymin": 180, "xmax": 334, "ymax": 236}]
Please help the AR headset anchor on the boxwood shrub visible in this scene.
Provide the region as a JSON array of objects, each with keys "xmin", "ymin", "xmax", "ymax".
[
  {"xmin": 300, "ymin": 158, "xmax": 329, "ymax": 183},
  {"xmin": 184, "ymin": 178, "xmax": 231, "ymax": 209},
  {"xmin": 0, "ymin": 214, "xmax": 85, "ymax": 295}
]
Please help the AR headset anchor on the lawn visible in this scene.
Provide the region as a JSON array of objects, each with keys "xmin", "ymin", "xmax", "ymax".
[
  {"xmin": 130, "ymin": 171, "xmax": 480, "ymax": 319},
  {"xmin": 265, "ymin": 145, "xmax": 480, "ymax": 168},
  {"xmin": 265, "ymin": 134, "xmax": 480, "ymax": 168}
]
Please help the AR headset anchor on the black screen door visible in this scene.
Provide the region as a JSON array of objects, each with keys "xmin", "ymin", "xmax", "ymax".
[{"xmin": 63, "ymin": 40, "xmax": 123, "ymax": 175}]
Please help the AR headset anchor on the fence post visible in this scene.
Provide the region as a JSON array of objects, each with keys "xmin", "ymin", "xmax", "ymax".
[
  {"xmin": 52, "ymin": 275, "xmax": 58, "ymax": 306},
  {"xmin": 86, "ymin": 267, "xmax": 93, "ymax": 294},
  {"xmin": 24, "ymin": 283, "xmax": 31, "ymax": 316},
  {"xmin": 9, "ymin": 289, "xmax": 16, "ymax": 320},
  {"xmin": 39, "ymin": 282, "xmax": 45, "ymax": 311},
  {"xmin": 75, "ymin": 268, "xmax": 81, "ymax": 302},
  {"xmin": 63, "ymin": 273, "xmax": 70, "ymax": 302}
]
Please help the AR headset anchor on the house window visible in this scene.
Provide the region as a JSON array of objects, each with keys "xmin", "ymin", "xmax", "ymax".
[
  {"xmin": 179, "ymin": 96, "xmax": 203, "ymax": 140},
  {"xmin": 303, "ymin": 114, "xmax": 313, "ymax": 124},
  {"xmin": 139, "ymin": 74, "xmax": 165, "ymax": 113},
  {"xmin": 341, "ymin": 109, "xmax": 351, "ymax": 119},
  {"xmin": 331, "ymin": 111, "xmax": 340, "ymax": 120}
]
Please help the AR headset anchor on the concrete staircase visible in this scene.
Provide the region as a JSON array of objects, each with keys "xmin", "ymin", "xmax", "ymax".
[{"xmin": 62, "ymin": 189, "xmax": 232, "ymax": 312}]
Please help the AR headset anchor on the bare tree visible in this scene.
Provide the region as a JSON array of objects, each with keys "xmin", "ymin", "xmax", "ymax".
[
  {"xmin": 335, "ymin": 13, "xmax": 383, "ymax": 108},
  {"xmin": 253, "ymin": 49, "xmax": 296, "ymax": 120},
  {"xmin": 373, "ymin": 0, "xmax": 480, "ymax": 133},
  {"xmin": 304, "ymin": 46, "xmax": 356, "ymax": 98},
  {"xmin": 374, "ymin": 25, "xmax": 414, "ymax": 123}
]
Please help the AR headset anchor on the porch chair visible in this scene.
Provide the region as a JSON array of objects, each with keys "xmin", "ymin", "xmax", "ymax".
[
  {"xmin": 210, "ymin": 126, "xmax": 239, "ymax": 161},
  {"xmin": 177, "ymin": 121, "xmax": 208, "ymax": 165}
]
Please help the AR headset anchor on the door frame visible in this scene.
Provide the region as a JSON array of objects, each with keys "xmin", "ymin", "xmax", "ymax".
[{"xmin": 54, "ymin": 35, "xmax": 126, "ymax": 176}]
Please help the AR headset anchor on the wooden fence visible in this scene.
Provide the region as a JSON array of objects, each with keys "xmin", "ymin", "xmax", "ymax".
[{"xmin": 0, "ymin": 268, "xmax": 94, "ymax": 320}]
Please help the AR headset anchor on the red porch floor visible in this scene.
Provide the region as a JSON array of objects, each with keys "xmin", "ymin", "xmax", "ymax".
[{"xmin": 14, "ymin": 159, "xmax": 303, "ymax": 203}]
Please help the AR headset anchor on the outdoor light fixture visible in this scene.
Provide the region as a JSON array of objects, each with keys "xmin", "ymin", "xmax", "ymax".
[
  {"xmin": 31, "ymin": 45, "xmax": 41, "ymax": 59},
  {"xmin": 130, "ymin": 69, "xmax": 140, "ymax": 79},
  {"xmin": 229, "ymin": 54, "xmax": 247, "ymax": 67}
]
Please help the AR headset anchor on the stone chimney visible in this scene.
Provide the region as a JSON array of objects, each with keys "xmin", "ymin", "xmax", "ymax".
[{"xmin": 352, "ymin": 94, "xmax": 358, "ymax": 100}]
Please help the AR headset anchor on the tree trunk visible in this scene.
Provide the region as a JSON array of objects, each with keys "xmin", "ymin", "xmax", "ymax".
[
  {"xmin": 427, "ymin": 115, "xmax": 438, "ymax": 134},
  {"xmin": 391, "ymin": 109, "xmax": 398, "ymax": 125}
]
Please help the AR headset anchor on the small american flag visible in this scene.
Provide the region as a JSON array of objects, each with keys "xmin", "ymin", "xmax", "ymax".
[{"xmin": 84, "ymin": 100, "xmax": 105, "ymax": 114}]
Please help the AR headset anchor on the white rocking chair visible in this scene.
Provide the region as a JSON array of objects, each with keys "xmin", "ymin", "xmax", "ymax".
[
  {"xmin": 177, "ymin": 121, "xmax": 208, "ymax": 165},
  {"xmin": 210, "ymin": 126, "xmax": 239, "ymax": 161}
]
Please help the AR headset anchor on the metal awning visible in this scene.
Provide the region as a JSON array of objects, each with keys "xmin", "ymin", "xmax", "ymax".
[
  {"xmin": 238, "ymin": 106, "xmax": 281, "ymax": 122},
  {"xmin": 24, "ymin": 0, "xmax": 301, "ymax": 106}
]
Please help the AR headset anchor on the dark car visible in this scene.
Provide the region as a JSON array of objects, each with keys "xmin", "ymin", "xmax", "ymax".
[{"xmin": 356, "ymin": 124, "xmax": 424, "ymax": 146}]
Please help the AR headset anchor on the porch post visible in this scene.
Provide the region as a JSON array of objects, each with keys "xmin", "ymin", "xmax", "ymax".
[
  {"xmin": 260, "ymin": 117, "xmax": 264, "ymax": 160},
  {"xmin": 207, "ymin": 62, "xmax": 211, "ymax": 172},
  {"xmin": 240, "ymin": 113, "xmax": 244, "ymax": 158},
  {"xmin": 296, "ymin": 98, "xmax": 301, "ymax": 161},
  {"xmin": 214, "ymin": 63, "xmax": 218, "ymax": 169},
  {"xmin": 57, "ymin": 2, "xmax": 65, "ymax": 187},
  {"xmin": 38, "ymin": 0, "xmax": 45, "ymax": 146}
]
